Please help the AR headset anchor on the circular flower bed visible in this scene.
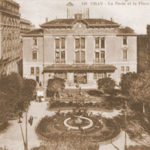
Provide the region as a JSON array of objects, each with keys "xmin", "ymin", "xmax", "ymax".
[{"xmin": 36, "ymin": 111, "xmax": 120, "ymax": 143}]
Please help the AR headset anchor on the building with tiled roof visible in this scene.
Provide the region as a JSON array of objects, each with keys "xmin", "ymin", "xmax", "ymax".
[{"xmin": 22, "ymin": 7, "xmax": 137, "ymax": 89}]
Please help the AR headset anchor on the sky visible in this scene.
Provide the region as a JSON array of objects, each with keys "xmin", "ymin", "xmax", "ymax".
[{"xmin": 15, "ymin": 0, "xmax": 150, "ymax": 34}]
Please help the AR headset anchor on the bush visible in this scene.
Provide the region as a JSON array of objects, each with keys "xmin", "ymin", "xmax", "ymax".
[
  {"xmin": 87, "ymin": 90, "xmax": 103, "ymax": 97},
  {"xmin": 47, "ymin": 78, "xmax": 65, "ymax": 98},
  {"xmin": 97, "ymin": 77, "xmax": 115, "ymax": 91}
]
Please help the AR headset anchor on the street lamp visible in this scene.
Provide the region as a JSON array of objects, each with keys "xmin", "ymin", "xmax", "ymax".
[
  {"xmin": 124, "ymin": 100, "xmax": 127, "ymax": 150},
  {"xmin": 18, "ymin": 110, "xmax": 33, "ymax": 150}
]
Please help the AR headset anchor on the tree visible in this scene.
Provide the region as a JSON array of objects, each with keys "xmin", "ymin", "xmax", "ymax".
[
  {"xmin": 97, "ymin": 77, "xmax": 115, "ymax": 91},
  {"xmin": 21, "ymin": 79, "xmax": 36, "ymax": 109},
  {"xmin": 0, "ymin": 73, "xmax": 24, "ymax": 115},
  {"xmin": 129, "ymin": 71, "xmax": 150, "ymax": 114},
  {"xmin": 47, "ymin": 78, "xmax": 65, "ymax": 99},
  {"xmin": 0, "ymin": 73, "xmax": 36, "ymax": 123},
  {"xmin": 120, "ymin": 72, "xmax": 139, "ymax": 95}
]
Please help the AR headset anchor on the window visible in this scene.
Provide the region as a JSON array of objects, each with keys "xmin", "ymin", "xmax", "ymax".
[
  {"xmin": 81, "ymin": 38, "xmax": 85, "ymax": 49},
  {"xmin": 61, "ymin": 38, "xmax": 65, "ymax": 49},
  {"xmin": 75, "ymin": 50, "xmax": 85, "ymax": 63},
  {"xmin": 75, "ymin": 39, "xmax": 80, "ymax": 49},
  {"xmin": 55, "ymin": 50, "xmax": 65, "ymax": 63},
  {"xmin": 36, "ymin": 67, "xmax": 40, "ymax": 75},
  {"xmin": 95, "ymin": 37, "xmax": 99, "ymax": 49},
  {"xmin": 32, "ymin": 51, "xmax": 37, "ymax": 60},
  {"xmin": 126, "ymin": 66, "xmax": 130, "ymax": 72},
  {"xmin": 61, "ymin": 51, "xmax": 65, "ymax": 63},
  {"xmin": 95, "ymin": 52, "xmax": 100, "ymax": 63},
  {"xmin": 123, "ymin": 36, "xmax": 127, "ymax": 45},
  {"xmin": 101, "ymin": 37, "xmax": 105, "ymax": 49},
  {"xmin": 95, "ymin": 51, "xmax": 105, "ymax": 63},
  {"xmin": 123, "ymin": 49, "xmax": 127, "ymax": 60},
  {"xmin": 55, "ymin": 39, "xmax": 60, "ymax": 49},
  {"xmin": 121, "ymin": 66, "xmax": 125, "ymax": 72},
  {"xmin": 94, "ymin": 73, "xmax": 106, "ymax": 80},
  {"xmin": 31, "ymin": 67, "xmax": 34, "ymax": 75},
  {"xmin": 55, "ymin": 51, "xmax": 60, "ymax": 63},
  {"xmin": 75, "ymin": 37, "xmax": 85, "ymax": 63},
  {"xmin": 75, "ymin": 38, "xmax": 85, "ymax": 49},
  {"xmin": 101, "ymin": 51, "xmax": 105, "ymax": 63},
  {"xmin": 33, "ymin": 38, "xmax": 37, "ymax": 46},
  {"xmin": 55, "ymin": 38, "xmax": 66, "ymax": 63}
]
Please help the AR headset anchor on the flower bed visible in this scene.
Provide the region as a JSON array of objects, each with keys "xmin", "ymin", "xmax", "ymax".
[{"xmin": 36, "ymin": 112, "xmax": 120, "ymax": 143}]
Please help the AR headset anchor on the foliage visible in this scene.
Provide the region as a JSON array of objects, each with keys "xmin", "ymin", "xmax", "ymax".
[
  {"xmin": 36, "ymin": 113, "xmax": 120, "ymax": 144},
  {"xmin": 31, "ymin": 141, "xmax": 99, "ymax": 150},
  {"xmin": 0, "ymin": 73, "xmax": 36, "ymax": 127},
  {"xmin": 120, "ymin": 72, "xmax": 139, "ymax": 95},
  {"xmin": 47, "ymin": 77, "xmax": 65, "ymax": 98},
  {"xmin": 49, "ymin": 96, "xmax": 124, "ymax": 110},
  {"xmin": 97, "ymin": 77, "xmax": 115, "ymax": 91},
  {"xmin": 87, "ymin": 90, "xmax": 103, "ymax": 97},
  {"xmin": 129, "ymin": 71, "xmax": 150, "ymax": 104}
]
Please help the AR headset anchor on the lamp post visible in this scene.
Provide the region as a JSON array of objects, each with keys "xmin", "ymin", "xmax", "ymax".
[
  {"xmin": 124, "ymin": 100, "xmax": 127, "ymax": 150},
  {"xmin": 18, "ymin": 110, "xmax": 33, "ymax": 150}
]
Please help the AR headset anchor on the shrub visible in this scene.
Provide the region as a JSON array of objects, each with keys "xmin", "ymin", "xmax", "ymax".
[
  {"xmin": 47, "ymin": 78, "xmax": 65, "ymax": 98},
  {"xmin": 87, "ymin": 90, "xmax": 103, "ymax": 97},
  {"xmin": 97, "ymin": 77, "xmax": 115, "ymax": 91}
]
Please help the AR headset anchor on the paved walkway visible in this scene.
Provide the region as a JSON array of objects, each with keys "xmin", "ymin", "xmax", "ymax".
[{"xmin": 0, "ymin": 102, "xmax": 137, "ymax": 150}]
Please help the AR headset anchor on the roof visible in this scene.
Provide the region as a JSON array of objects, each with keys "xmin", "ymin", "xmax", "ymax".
[
  {"xmin": 117, "ymin": 26, "xmax": 136, "ymax": 35},
  {"xmin": 20, "ymin": 18, "xmax": 32, "ymax": 25},
  {"xmin": 22, "ymin": 29, "xmax": 43, "ymax": 37},
  {"xmin": 66, "ymin": 2, "xmax": 74, "ymax": 6},
  {"xmin": 43, "ymin": 64, "xmax": 116, "ymax": 73},
  {"xmin": 40, "ymin": 18, "xmax": 119, "ymax": 28}
]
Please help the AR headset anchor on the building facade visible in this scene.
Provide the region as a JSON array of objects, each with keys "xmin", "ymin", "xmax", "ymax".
[
  {"xmin": 0, "ymin": 0, "xmax": 21, "ymax": 75},
  {"xmin": 137, "ymin": 25, "xmax": 150, "ymax": 73},
  {"xmin": 20, "ymin": 18, "xmax": 33, "ymax": 34},
  {"xmin": 23, "ymin": 13, "xmax": 137, "ymax": 89}
]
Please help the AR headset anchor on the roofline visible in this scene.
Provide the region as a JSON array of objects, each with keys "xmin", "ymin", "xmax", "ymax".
[
  {"xmin": 40, "ymin": 24, "xmax": 120, "ymax": 28},
  {"xmin": 40, "ymin": 18, "xmax": 120, "ymax": 28}
]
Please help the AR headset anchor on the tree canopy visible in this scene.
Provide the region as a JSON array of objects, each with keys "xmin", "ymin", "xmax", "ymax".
[
  {"xmin": 120, "ymin": 72, "xmax": 139, "ymax": 95},
  {"xmin": 0, "ymin": 73, "xmax": 36, "ymax": 123}
]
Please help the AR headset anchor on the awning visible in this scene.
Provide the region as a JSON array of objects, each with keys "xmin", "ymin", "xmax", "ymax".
[{"xmin": 43, "ymin": 64, "xmax": 116, "ymax": 73}]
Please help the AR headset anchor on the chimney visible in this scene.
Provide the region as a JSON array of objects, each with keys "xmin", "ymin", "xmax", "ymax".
[
  {"xmin": 45, "ymin": 17, "xmax": 48, "ymax": 22},
  {"xmin": 75, "ymin": 13, "xmax": 82, "ymax": 20},
  {"xmin": 110, "ymin": 18, "xmax": 113, "ymax": 22}
]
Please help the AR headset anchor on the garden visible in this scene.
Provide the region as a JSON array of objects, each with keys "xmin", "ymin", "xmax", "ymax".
[{"xmin": 34, "ymin": 73, "xmax": 150, "ymax": 150}]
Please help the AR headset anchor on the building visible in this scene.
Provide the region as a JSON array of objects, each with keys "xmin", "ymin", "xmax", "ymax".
[
  {"xmin": 0, "ymin": 0, "xmax": 21, "ymax": 75},
  {"xmin": 20, "ymin": 18, "xmax": 33, "ymax": 34},
  {"xmin": 137, "ymin": 25, "xmax": 150, "ymax": 73},
  {"xmin": 23, "ymin": 6, "xmax": 137, "ymax": 89}
]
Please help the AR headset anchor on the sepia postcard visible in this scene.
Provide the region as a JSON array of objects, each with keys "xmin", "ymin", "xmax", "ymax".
[{"xmin": 0, "ymin": 0, "xmax": 150, "ymax": 150}]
